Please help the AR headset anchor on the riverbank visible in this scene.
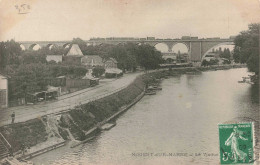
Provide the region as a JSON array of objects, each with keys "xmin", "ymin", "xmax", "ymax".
[
  {"xmin": 30, "ymin": 67, "xmax": 258, "ymax": 165},
  {"xmin": 0, "ymin": 73, "xmax": 148, "ymax": 162},
  {"xmin": 0, "ymin": 64, "xmax": 248, "ymax": 162}
]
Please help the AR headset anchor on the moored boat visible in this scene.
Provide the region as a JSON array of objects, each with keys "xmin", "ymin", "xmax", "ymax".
[
  {"xmin": 101, "ymin": 122, "xmax": 116, "ymax": 131},
  {"xmin": 145, "ymin": 91, "xmax": 156, "ymax": 95},
  {"xmin": 148, "ymin": 86, "xmax": 162, "ymax": 90}
]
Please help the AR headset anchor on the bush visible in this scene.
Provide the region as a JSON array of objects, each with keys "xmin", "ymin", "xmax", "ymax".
[
  {"xmin": 0, "ymin": 118, "xmax": 48, "ymax": 152},
  {"xmin": 92, "ymin": 66, "xmax": 105, "ymax": 78}
]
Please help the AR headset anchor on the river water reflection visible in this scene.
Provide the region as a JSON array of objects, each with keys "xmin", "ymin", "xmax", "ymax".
[{"xmin": 32, "ymin": 68, "xmax": 259, "ymax": 165}]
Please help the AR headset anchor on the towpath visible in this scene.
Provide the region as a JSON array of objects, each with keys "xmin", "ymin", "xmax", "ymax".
[{"xmin": 0, "ymin": 72, "xmax": 142, "ymax": 127}]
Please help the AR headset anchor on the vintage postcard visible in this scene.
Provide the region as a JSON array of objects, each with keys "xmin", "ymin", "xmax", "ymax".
[{"xmin": 0, "ymin": 0, "xmax": 259, "ymax": 164}]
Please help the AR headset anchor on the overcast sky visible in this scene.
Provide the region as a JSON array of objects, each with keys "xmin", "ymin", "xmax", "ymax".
[{"xmin": 0, "ymin": 0, "xmax": 260, "ymax": 41}]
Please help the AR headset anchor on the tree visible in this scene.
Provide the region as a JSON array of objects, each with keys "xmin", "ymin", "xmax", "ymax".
[
  {"xmin": 201, "ymin": 60, "xmax": 209, "ymax": 66},
  {"xmin": 136, "ymin": 44, "xmax": 163, "ymax": 70},
  {"xmin": 233, "ymin": 47, "xmax": 240, "ymax": 63},
  {"xmin": 233, "ymin": 23, "xmax": 259, "ymax": 74},
  {"xmin": 4, "ymin": 63, "xmax": 88, "ymax": 101},
  {"xmin": 0, "ymin": 40, "xmax": 22, "ymax": 70},
  {"xmin": 220, "ymin": 48, "xmax": 231, "ymax": 60},
  {"xmin": 5, "ymin": 63, "xmax": 50, "ymax": 101},
  {"xmin": 0, "ymin": 42, "xmax": 7, "ymax": 70},
  {"xmin": 201, "ymin": 59, "xmax": 219, "ymax": 66},
  {"xmin": 209, "ymin": 58, "xmax": 219, "ymax": 65},
  {"xmin": 92, "ymin": 66, "xmax": 105, "ymax": 77}
]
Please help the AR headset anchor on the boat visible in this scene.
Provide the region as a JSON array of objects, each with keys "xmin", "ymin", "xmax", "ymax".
[
  {"xmin": 145, "ymin": 91, "xmax": 156, "ymax": 95},
  {"xmin": 147, "ymin": 86, "xmax": 156, "ymax": 90},
  {"xmin": 246, "ymin": 81, "xmax": 254, "ymax": 85},
  {"xmin": 238, "ymin": 76, "xmax": 253, "ymax": 84},
  {"xmin": 148, "ymin": 86, "xmax": 162, "ymax": 90},
  {"xmin": 152, "ymin": 86, "xmax": 162, "ymax": 90},
  {"xmin": 101, "ymin": 122, "xmax": 116, "ymax": 131}
]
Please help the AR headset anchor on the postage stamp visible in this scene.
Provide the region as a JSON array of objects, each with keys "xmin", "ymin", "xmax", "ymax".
[{"xmin": 218, "ymin": 123, "xmax": 254, "ymax": 164}]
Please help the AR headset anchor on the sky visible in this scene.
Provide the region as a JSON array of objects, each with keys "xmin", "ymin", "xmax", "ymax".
[{"xmin": 0, "ymin": 0, "xmax": 260, "ymax": 42}]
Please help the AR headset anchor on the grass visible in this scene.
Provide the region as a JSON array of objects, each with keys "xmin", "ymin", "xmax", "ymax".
[{"xmin": 0, "ymin": 118, "xmax": 48, "ymax": 152}]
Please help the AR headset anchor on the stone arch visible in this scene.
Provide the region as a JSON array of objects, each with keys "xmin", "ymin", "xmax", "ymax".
[
  {"xmin": 46, "ymin": 43, "xmax": 58, "ymax": 50},
  {"xmin": 20, "ymin": 44, "xmax": 26, "ymax": 50},
  {"xmin": 29, "ymin": 44, "xmax": 41, "ymax": 50},
  {"xmin": 171, "ymin": 42, "xmax": 190, "ymax": 52},
  {"xmin": 63, "ymin": 43, "xmax": 71, "ymax": 48},
  {"xmin": 201, "ymin": 42, "xmax": 234, "ymax": 61},
  {"xmin": 154, "ymin": 42, "xmax": 169, "ymax": 53}
]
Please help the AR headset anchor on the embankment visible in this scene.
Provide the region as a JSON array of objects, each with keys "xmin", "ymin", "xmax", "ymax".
[{"xmin": 0, "ymin": 73, "xmax": 149, "ymax": 158}]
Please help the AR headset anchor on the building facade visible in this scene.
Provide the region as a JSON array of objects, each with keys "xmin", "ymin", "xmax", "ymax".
[
  {"xmin": 46, "ymin": 55, "xmax": 63, "ymax": 63},
  {"xmin": 0, "ymin": 74, "xmax": 8, "ymax": 109},
  {"xmin": 63, "ymin": 44, "xmax": 84, "ymax": 65},
  {"xmin": 104, "ymin": 58, "xmax": 118, "ymax": 68}
]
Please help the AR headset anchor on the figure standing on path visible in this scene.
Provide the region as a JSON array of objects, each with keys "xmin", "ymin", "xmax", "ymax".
[
  {"xmin": 11, "ymin": 112, "xmax": 15, "ymax": 124},
  {"xmin": 21, "ymin": 143, "xmax": 26, "ymax": 155}
]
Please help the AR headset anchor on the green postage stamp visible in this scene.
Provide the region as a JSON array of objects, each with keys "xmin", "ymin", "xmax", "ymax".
[{"xmin": 218, "ymin": 123, "xmax": 254, "ymax": 164}]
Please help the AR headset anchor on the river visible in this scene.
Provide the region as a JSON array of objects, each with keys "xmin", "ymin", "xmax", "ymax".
[{"xmin": 31, "ymin": 68, "xmax": 259, "ymax": 165}]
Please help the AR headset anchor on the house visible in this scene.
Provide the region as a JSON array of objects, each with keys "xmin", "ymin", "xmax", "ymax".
[
  {"xmin": 162, "ymin": 53, "xmax": 177, "ymax": 63},
  {"xmin": 66, "ymin": 44, "xmax": 84, "ymax": 56},
  {"xmin": 105, "ymin": 68, "xmax": 123, "ymax": 78},
  {"xmin": 103, "ymin": 58, "xmax": 118, "ymax": 68},
  {"xmin": 81, "ymin": 55, "xmax": 104, "ymax": 67},
  {"xmin": 0, "ymin": 73, "xmax": 9, "ymax": 109},
  {"xmin": 63, "ymin": 44, "xmax": 84, "ymax": 65},
  {"xmin": 82, "ymin": 73, "xmax": 99, "ymax": 86},
  {"xmin": 46, "ymin": 55, "xmax": 63, "ymax": 63},
  {"xmin": 203, "ymin": 52, "xmax": 217, "ymax": 61}
]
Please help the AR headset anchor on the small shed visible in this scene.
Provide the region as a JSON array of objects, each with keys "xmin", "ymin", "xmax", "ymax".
[
  {"xmin": 82, "ymin": 74, "xmax": 99, "ymax": 86},
  {"xmin": 105, "ymin": 68, "xmax": 123, "ymax": 78},
  {"xmin": 46, "ymin": 55, "xmax": 63, "ymax": 63},
  {"xmin": 26, "ymin": 86, "xmax": 60, "ymax": 104}
]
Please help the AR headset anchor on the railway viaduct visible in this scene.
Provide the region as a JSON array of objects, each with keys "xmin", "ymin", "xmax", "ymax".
[{"xmin": 19, "ymin": 38, "xmax": 234, "ymax": 62}]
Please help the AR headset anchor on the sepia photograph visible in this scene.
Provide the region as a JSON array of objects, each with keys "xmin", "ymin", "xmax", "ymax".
[{"xmin": 0, "ymin": 0, "xmax": 259, "ymax": 164}]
